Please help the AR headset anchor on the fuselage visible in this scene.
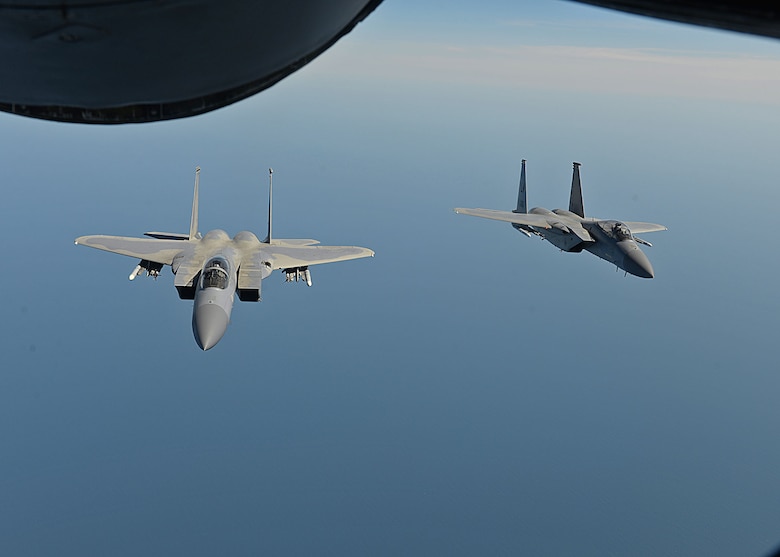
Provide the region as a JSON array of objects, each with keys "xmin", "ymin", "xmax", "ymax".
[
  {"xmin": 523, "ymin": 208, "xmax": 655, "ymax": 278},
  {"xmin": 192, "ymin": 252, "xmax": 237, "ymax": 351},
  {"xmin": 187, "ymin": 230, "xmax": 247, "ymax": 350}
]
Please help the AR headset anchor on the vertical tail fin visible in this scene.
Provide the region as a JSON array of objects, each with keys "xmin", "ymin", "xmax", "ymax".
[
  {"xmin": 189, "ymin": 166, "xmax": 200, "ymax": 240},
  {"xmin": 263, "ymin": 168, "xmax": 273, "ymax": 243},
  {"xmin": 514, "ymin": 159, "xmax": 527, "ymax": 213},
  {"xmin": 569, "ymin": 162, "xmax": 584, "ymax": 218}
]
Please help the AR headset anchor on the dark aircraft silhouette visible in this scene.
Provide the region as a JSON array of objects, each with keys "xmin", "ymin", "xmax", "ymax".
[
  {"xmin": 0, "ymin": 0, "xmax": 774, "ymax": 125},
  {"xmin": 456, "ymin": 160, "xmax": 666, "ymax": 278},
  {"xmin": 0, "ymin": 0, "xmax": 382, "ymax": 124}
]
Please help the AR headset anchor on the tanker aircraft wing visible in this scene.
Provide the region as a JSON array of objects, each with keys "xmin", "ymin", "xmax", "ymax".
[{"xmin": 1, "ymin": 1, "xmax": 383, "ymax": 124}]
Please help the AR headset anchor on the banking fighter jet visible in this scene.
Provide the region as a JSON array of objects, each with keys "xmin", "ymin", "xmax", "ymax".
[
  {"xmin": 455, "ymin": 160, "xmax": 666, "ymax": 278},
  {"xmin": 75, "ymin": 168, "xmax": 374, "ymax": 350}
]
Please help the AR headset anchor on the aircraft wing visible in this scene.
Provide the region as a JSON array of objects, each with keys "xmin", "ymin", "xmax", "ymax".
[
  {"xmin": 623, "ymin": 222, "xmax": 667, "ymax": 234},
  {"xmin": 270, "ymin": 238, "xmax": 321, "ymax": 246},
  {"xmin": 454, "ymin": 208, "xmax": 553, "ymax": 229},
  {"xmin": 74, "ymin": 235, "xmax": 191, "ymax": 265},
  {"xmin": 262, "ymin": 245, "xmax": 374, "ymax": 270}
]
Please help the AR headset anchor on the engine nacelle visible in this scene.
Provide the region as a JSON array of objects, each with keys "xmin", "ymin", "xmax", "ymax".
[
  {"xmin": 237, "ymin": 279, "xmax": 262, "ymax": 302},
  {"xmin": 236, "ymin": 260, "xmax": 271, "ymax": 302}
]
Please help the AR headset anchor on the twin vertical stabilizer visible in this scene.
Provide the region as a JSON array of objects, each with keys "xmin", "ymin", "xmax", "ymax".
[
  {"xmin": 263, "ymin": 168, "xmax": 273, "ymax": 244},
  {"xmin": 189, "ymin": 167, "xmax": 200, "ymax": 240},
  {"xmin": 569, "ymin": 162, "xmax": 584, "ymax": 218},
  {"xmin": 512, "ymin": 159, "xmax": 584, "ymax": 218},
  {"xmin": 187, "ymin": 166, "xmax": 275, "ymax": 244},
  {"xmin": 514, "ymin": 159, "xmax": 527, "ymax": 214}
]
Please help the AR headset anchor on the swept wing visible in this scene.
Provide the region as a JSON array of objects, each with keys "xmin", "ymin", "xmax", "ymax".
[
  {"xmin": 262, "ymin": 245, "xmax": 374, "ymax": 270},
  {"xmin": 623, "ymin": 222, "xmax": 668, "ymax": 234},
  {"xmin": 453, "ymin": 208, "xmax": 553, "ymax": 229},
  {"xmin": 74, "ymin": 235, "xmax": 191, "ymax": 265}
]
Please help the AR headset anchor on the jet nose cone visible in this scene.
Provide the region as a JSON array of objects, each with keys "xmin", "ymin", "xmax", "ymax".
[
  {"xmin": 192, "ymin": 303, "xmax": 230, "ymax": 350},
  {"xmin": 621, "ymin": 242, "xmax": 655, "ymax": 279}
]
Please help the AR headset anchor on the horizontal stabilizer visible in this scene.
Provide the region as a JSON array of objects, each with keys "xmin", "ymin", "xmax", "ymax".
[
  {"xmin": 454, "ymin": 207, "xmax": 552, "ymax": 229},
  {"xmin": 269, "ymin": 238, "xmax": 321, "ymax": 246},
  {"xmin": 144, "ymin": 231, "xmax": 190, "ymax": 240},
  {"xmin": 623, "ymin": 221, "xmax": 667, "ymax": 234}
]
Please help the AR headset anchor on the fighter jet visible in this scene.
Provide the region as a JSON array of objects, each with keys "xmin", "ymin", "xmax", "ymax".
[
  {"xmin": 75, "ymin": 168, "xmax": 374, "ymax": 350},
  {"xmin": 455, "ymin": 160, "xmax": 666, "ymax": 278}
]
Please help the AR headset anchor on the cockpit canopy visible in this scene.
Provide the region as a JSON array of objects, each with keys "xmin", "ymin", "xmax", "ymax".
[
  {"xmin": 598, "ymin": 220, "xmax": 633, "ymax": 241},
  {"xmin": 613, "ymin": 222, "xmax": 632, "ymax": 240},
  {"xmin": 202, "ymin": 257, "xmax": 230, "ymax": 290}
]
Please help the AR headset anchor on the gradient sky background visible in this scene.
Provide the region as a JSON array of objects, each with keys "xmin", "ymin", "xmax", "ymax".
[{"xmin": 2, "ymin": 1, "xmax": 780, "ymax": 555}]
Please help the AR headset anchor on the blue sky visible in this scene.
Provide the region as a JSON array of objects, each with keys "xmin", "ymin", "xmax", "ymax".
[{"xmin": 2, "ymin": 1, "xmax": 780, "ymax": 555}]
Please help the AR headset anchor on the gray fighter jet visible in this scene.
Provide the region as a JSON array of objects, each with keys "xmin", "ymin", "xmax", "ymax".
[
  {"xmin": 75, "ymin": 168, "xmax": 374, "ymax": 350},
  {"xmin": 455, "ymin": 160, "xmax": 666, "ymax": 278}
]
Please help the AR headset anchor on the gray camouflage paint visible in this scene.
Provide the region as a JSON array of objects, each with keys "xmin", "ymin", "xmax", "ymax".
[
  {"xmin": 75, "ymin": 169, "xmax": 373, "ymax": 350},
  {"xmin": 455, "ymin": 160, "xmax": 665, "ymax": 278}
]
